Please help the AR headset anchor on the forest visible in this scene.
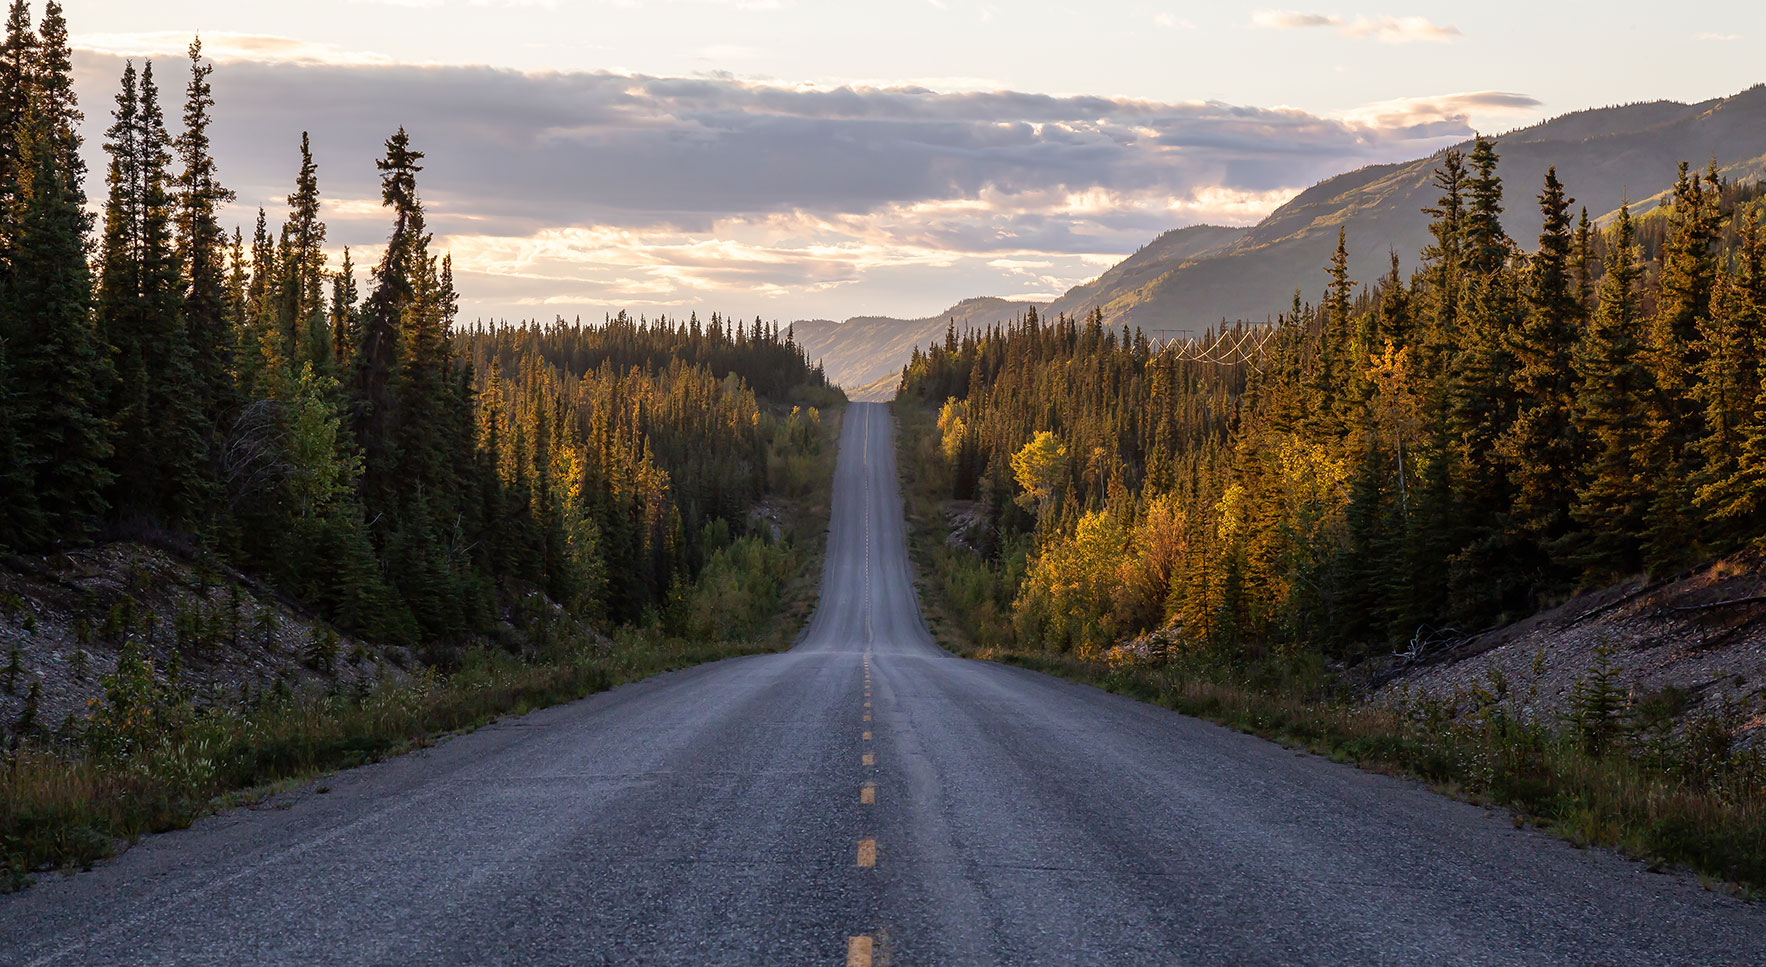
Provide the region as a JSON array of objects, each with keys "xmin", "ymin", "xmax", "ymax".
[
  {"xmin": 900, "ymin": 137, "xmax": 1766, "ymax": 663},
  {"xmin": 0, "ymin": 2, "xmax": 845, "ymax": 882},
  {"xmin": 0, "ymin": 2, "xmax": 837, "ymax": 655}
]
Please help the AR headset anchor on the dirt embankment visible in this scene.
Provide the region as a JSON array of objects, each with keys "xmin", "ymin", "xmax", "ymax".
[
  {"xmin": 0, "ymin": 543, "xmax": 415, "ymax": 745},
  {"xmin": 1375, "ymin": 551, "xmax": 1766, "ymax": 738}
]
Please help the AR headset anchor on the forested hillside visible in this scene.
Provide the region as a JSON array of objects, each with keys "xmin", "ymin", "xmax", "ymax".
[
  {"xmin": 0, "ymin": 3, "xmax": 836, "ymax": 652},
  {"xmin": 901, "ymin": 138, "xmax": 1766, "ymax": 663}
]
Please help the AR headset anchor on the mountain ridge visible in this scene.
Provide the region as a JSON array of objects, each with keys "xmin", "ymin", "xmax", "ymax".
[{"xmin": 795, "ymin": 83, "xmax": 1766, "ymax": 391}]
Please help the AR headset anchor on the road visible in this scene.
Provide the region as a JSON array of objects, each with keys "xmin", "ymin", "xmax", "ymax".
[{"xmin": 3, "ymin": 401, "xmax": 1762, "ymax": 965}]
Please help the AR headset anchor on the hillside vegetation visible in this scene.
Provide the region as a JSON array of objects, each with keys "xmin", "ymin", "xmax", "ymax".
[{"xmin": 897, "ymin": 141, "xmax": 1766, "ymax": 886}]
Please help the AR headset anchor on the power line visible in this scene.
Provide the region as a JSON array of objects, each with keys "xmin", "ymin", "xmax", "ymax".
[{"xmin": 1147, "ymin": 326, "xmax": 1275, "ymax": 371}]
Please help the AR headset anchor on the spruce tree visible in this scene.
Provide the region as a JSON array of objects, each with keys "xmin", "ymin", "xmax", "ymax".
[
  {"xmin": 0, "ymin": 0, "xmax": 32, "ymax": 252},
  {"xmin": 353, "ymin": 127, "xmax": 427, "ymax": 517},
  {"xmin": 1694, "ymin": 209, "xmax": 1766, "ymax": 533},
  {"xmin": 98, "ymin": 60, "xmax": 202, "ymax": 526},
  {"xmin": 330, "ymin": 246, "xmax": 357, "ymax": 368},
  {"xmin": 1638, "ymin": 163, "xmax": 1722, "ymax": 571},
  {"xmin": 6, "ymin": 100, "xmax": 110, "ymax": 539},
  {"xmin": 175, "ymin": 37, "xmax": 236, "ymax": 438},
  {"xmin": 285, "ymin": 131, "xmax": 329, "ymax": 369},
  {"xmin": 1463, "ymin": 135, "xmax": 1509, "ymax": 275},
  {"xmin": 1401, "ymin": 149, "xmax": 1469, "ymax": 635},
  {"xmin": 1304, "ymin": 227, "xmax": 1354, "ymax": 436},
  {"xmin": 247, "ymin": 207, "xmax": 286, "ymax": 395},
  {"xmin": 0, "ymin": 334, "xmax": 43, "ymax": 547},
  {"xmin": 1573, "ymin": 207, "xmax": 1594, "ymax": 316},
  {"xmin": 1566, "ymin": 205, "xmax": 1648, "ymax": 579},
  {"xmin": 31, "ymin": 3, "xmax": 80, "ymax": 202},
  {"xmin": 1499, "ymin": 166, "xmax": 1581, "ymax": 586}
]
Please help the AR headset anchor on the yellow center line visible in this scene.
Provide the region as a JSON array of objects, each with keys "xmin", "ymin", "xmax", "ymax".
[
  {"xmin": 862, "ymin": 731, "xmax": 871, "ymax": 740},
  {"xmin": 864, "ymin": 701, "xmax": 871, "ymax": 708},
  {"xmin": 861, "ymin": 752, "xmax": 874, "ymax": 765},
  {"xmin": 847, "ymin": 936, "xmax": 874, "ymax": 966},
  {"xmin": 863, "ymin": 713, "xmax": 871, "ymax": 722},
  {"xmin": 860, "ymin": 784, "xmax": 875, "ymax": 804},
  {"xmin": 856, "ymin": 839, "xmax": 876, "ymax": 867}
]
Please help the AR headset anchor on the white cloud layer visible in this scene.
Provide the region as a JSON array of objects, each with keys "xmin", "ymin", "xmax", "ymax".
[
  {"xmin": 1252, "ymin": 10, "xmax": 1461, "ymax": 44},
  {"xmin": 69, "ymin": 43, "xmax": 1503, "ymax": 321}
]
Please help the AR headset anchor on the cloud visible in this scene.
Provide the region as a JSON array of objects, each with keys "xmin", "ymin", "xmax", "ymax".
[
  {"xmin": 1153, "ymin": 12, "xmax": 1195, "ymax": 29},
  {"xmin": 73, "ymin": 32, "xmax": 401, "ymax": 66},
  {"xmin": 69, "ymin": 45, "xmax": 1492, "ymax": 320},
  {"xmin": 1695, "ymin": 32, "xmax": 1741, "ymax": 41},
  {"xmin": 1252, "ymin": 10, "xmax": 1461, "ymax": 43},
  {"xmin": 1340, "ymin": 90, "xmax": 1543, "ymax": 129}
]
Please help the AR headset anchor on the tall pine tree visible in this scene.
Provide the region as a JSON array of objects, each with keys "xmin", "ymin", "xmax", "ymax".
[
  {"xmin": 1638, "ymin": 163, "xmax": 1722, "ymax": 571},
  {"xmin": 1567, "ymin": 204, "xmax": 1648, "ymax": 579},
  {"xmin": 1499, "ymin": 166, "xmax": 1581, "ymax": 592},
  {"xmin": 174, "ymin": 37, "xmax": 236, "ymax": 443}
]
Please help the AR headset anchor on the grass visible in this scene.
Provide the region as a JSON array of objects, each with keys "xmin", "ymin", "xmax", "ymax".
[
  {"xmin": 1, "ymin": 634, "xmax": 778, "ymax": 890},
  {"xmin": 890, "ymin": 400, "xmax": 1766, "ymax": 896},
  {"xmin": 974, "ymin": 649, "xmax": 1766, "ymax": 893},
  {"xmin": 1, "ymin": 406, "xmax": 843, "ymax": 893}
]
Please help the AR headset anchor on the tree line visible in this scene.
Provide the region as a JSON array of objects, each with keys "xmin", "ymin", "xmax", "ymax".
[
  {"xmin": 0, "ymin": 2, "xmax": 833, "ymax": 649},
  {"xmin": 900, "ymin": 138, "xmax": 1766, "ymax": 660}
]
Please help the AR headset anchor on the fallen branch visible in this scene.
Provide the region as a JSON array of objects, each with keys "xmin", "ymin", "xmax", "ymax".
[{"xmin": 1659, "ymin": 594, "xmax": 1766, "ymax": 615}]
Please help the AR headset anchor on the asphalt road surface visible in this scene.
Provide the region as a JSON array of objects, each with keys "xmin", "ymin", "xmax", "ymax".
[{"xmin": 4, "ymin": 401, "xmax": 1762, "ymax": 966}]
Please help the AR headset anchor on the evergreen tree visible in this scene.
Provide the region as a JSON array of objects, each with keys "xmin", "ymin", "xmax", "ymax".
[
  {"xmin": 1638, "ymin": 163, "xmax": 1722, "ymax": 571},
  {"xmin": 5, "ymin": 98, "xmax": 110, "ymax": 539},
  {"xmin": 98, "ymin": 60, "xmax": 203, "ymax": 526},
  {"xmin": 174, "ymin": 37, "xmax": 236, "ymax": 437},
  {"xmin": 1694, "ymin": 209, "xmax": 1766, "ymax": 532},
  {"xmin": 353, "ymin": 127, "xmax": 426, "ymax": 517},
  {"xmin": 1499, "ymin": 166, "xmax": 1581, "ymax": 588},
  {"xmin": 330, "ymin": 246, "xmax": 357, "ymax": 368},
  {"xmin": 30, "ymin": 3, "xmax": 79, "ymax": 201},
  {"xmin": 1440, "ymin": 137, "xmax": 1524, "ymax": 619},
  {"xmin": 0, "ymin": 334, "xmax": 43, "ymax": 547},
  {"xmin": 246, "ymin": 207, "xmax": 285, "ymax": 394},
  {"xmin": 1567, "ymin": 205, "xmax": 1649, "ymax": 578},
  {"xmin": 1463, "ymin": 135, "xmax": 1509, "ymax": 275},
  {"xmin": 285, "ymin": 131, "xmax": 329, "ymax": 369},
  {"xmin": 0, "ymin": 0, "xmax": 33, "ymax": 252}
]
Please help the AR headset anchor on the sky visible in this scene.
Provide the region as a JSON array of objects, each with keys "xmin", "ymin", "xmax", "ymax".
[{"xmin": 64, "ymin": 0, "xmax": 1766, "ymax": 323}]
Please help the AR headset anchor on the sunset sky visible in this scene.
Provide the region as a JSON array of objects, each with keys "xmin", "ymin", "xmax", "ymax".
[{"xmin": 67, "ymin": 1, "xmax": 1765, "ymax": 323}]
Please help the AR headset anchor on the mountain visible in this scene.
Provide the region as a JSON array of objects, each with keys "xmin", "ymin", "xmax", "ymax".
[
  {"xmin": 797, "ymin": 84, "xmax": 1766, "ymax": 391},
  {"xmin": 1045, "ymin": 84, "xmax": 1766, "ymax": 332},
  {"xmin": 791, "ymin": 297, "xmax": 1043, "ymax": 394}
]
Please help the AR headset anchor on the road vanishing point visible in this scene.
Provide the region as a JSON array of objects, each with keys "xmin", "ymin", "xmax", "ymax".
[{"xmin": 4, "ymin": 401, "xmax": 1763, "ymax": 966}]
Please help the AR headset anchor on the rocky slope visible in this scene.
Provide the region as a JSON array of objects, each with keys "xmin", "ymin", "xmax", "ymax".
[
  {"xmin": 0, "ymin": 542, "xmax": 416, "ymax": 745},
  {"xmin": 1374, "ymin": 551, "xmax": 1766, "ymax": 740}
]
